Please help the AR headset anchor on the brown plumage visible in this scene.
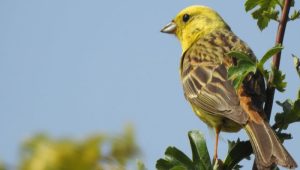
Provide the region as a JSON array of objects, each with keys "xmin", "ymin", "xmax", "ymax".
[
  {"xmin": 161, "ymin": 6, "xmax": 297, "ymax": 169},
  {"xmin": 181, "ymin": 29, "xmax": 296, "ymax": 168},
  {"xmin": 181, "ymin": 28, "xmax": 296, "ymax": 169}
]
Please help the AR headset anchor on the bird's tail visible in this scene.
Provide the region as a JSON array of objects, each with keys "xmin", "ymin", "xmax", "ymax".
[{"xmin": 245, "ymin": 120, "xmax": 297, "ymax": 169}]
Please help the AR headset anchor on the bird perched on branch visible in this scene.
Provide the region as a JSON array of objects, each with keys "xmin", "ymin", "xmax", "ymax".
[{"xmin": 161, "ymin": 5, "xmax": 297, "ymax": 169}]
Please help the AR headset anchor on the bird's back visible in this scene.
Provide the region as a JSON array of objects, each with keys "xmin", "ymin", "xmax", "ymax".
[{"xmin": 180, "ymin": 28, "xmax": 266, "ymax": 127}]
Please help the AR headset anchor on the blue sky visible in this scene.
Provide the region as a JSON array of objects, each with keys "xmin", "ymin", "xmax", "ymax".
[{"xmin": 0, "ymin": 0, "xmax": 299, "ymax": 169}]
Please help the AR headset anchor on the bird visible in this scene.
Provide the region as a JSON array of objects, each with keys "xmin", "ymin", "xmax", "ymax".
[{"xmin": 161, "ymin": 5, "xmax": 297, "ymax": 169}]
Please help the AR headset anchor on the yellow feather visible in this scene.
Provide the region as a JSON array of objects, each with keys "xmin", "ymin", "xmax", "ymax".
[{"xmin": 172, "ymin": 6, "xmax": 228, "ymax": 52}]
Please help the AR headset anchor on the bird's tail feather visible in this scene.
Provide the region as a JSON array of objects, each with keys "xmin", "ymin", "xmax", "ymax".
[{"xmin": 245, "ymin": 120, "xmax": 297, "ymax": 169}]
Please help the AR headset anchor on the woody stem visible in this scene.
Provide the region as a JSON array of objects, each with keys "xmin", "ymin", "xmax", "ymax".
[{"xmin": 264, "ymin": 0, "xmax": 292, "ymax": 120}]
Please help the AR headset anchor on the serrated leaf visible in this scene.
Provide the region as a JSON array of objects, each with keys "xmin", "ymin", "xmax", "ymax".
[
  {"xmin": 227, "ymin": 51, "xmax": 257, "ymax": 89},
  {"xmin": 156, "ymin": 159, "xmax": 175, "ymax": 170},
  {"xmin": 161, "ymin": 146, "xmax": 193, "ymax": 169},
  {"xmin": 290, "ymin": 0, "xmax": 295, "ymax": 7},
  {"xmin": 227, "ymin": 51, "xmax": 256, "ymax": 64},
  {"xmin": 244, "ymin": 0, "xmax": 279, "ymax": 30},
  {"xmin": 290, "ymin": 10, "xmax": 300, "ymax": 21},
  {"xmin": 166, "ymin": 147, "xmax": 193, "ymax": 167},
  {"xmin": 228, "ymin": 64, "xmax": 256, "ymax": 89},
  {"xmin": 233, "ymin": 164, "xmax": 243, "ymax": 170},
  {"xmin": 188, "ymin": 130, "xmax": 212, "ymax": 170},
  {"xmin": 223, "ymin": 139, "xmax": 252, "ymax": 170},
  {"xmin": 275, "ymin": 92, "xmax": 300, "ymax": 130},
  {"xmin": 228, "ymin": 61, "xmax": 255, "ymax": 79},
  {"xmin": 156, "ymin": 131, "xmax": 212, "ymax": 170},
  {"xmin": 263, "ymin": 9, "xmax": 280, "ymax": 21},
  {"xmin": 245, "ymin": 0, "xmax": 260, "ymax": 11},
  {"xmin": 257, "ymin": 45, "xmax": 283, "ymax": 73},
  {"xmin": 276, "ymin": 132, "xmax": 292, "ymax": 142},
  {"xmin": 292, "ymin": 54, "xmax": 300, "ymax": 77},
  {"xmin": 271, "ymin": 69, "xmax": 287, "ymax": 92}
]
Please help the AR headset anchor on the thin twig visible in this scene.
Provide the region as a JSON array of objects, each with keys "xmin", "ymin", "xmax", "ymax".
[
  {"xmin": 252, "ymin": 0, "xmax": 292, "ymax": 169},
  {"xmin": 264, "ymin": 0, "xmax": 292, "ymax": 121}
]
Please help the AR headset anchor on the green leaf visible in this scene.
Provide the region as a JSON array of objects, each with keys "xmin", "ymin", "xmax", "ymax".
[
  {"xmin": 156, "ymin": 131, "xmax": 212, "ymax": 170},
  {"xmin": 263, "ymin": 9, "xmax": 280, "ymax": 21},
  {"xmin": 290, "ymin": 10, "xmax": 300, "ymax": 21},
  {"xmin": 276, "ymin": 0, "xmax": 284, "ymax": 9},
  {"xmin": 245, "ymin": 0, "xmax": 260, "ymax": 11},
  {"xmin": 292, "ymin": 54, "xmax": 300, "ymax": 78},
  {"xmin": 271, "ymin": 69, "xmax": 287, "ymax": 92},
  {"xmin": 223, "ymin": 139, "xmax": 252, "ymax": 170},
  {"xmin": 227, "ymin": 51, "xmax": 257, "ymax": 89},
  {"xmin": 227, "ymin": 51, "xmax": 256, "ymax": 65},
  {"xmin": 156, "ymin": 146, "xmax": 193, "ymax": 170},
  {"xmin": 257, "ymin": 45, "xmax": 283, "ymax": 72},
  {"xmin": 188, "ymin": 130, "xmax": 212, "ymax": 170},
  {"xmin": 228, "ymin": 61, "xmax": 255, "ymax": 79},
  {"xmin": 276, "ymin": 132, "xmax": 292, "ymax": 142},
  {"xmin": 244, "ymin": 0, "xmax": 280, "ymax": 30},
  {"xmin": 290, "ymin": 0, "xmax": 295, "ymax": 7},
  {"xmin": 233, "ymin": 164, "xmax": 243, "ymax": 170},
  {"xmin": 213, "ymin": 159, "xmax": 224, "ymax": 170},
  {"xmin": 275, "ymin": 92, "xmax": 300, "ymax": 130},
  {"xmin": 156, "ymin": 159, "xmax": 176, "ymax": 170}
]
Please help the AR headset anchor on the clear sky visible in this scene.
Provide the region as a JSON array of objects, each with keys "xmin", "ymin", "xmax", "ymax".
[{"xmin": 0, "ymin": 0, "xmax": 299, "ymax": 169}]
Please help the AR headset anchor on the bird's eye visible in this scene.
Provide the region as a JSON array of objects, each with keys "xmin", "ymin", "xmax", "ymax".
[{"xmin": 182, "ymin": 14, "xmax": 190, "ymax": 22}]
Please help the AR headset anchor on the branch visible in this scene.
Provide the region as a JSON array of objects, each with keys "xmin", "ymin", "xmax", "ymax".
[
  {"xmin": 264, "ymin": 0, "xmax": 292, "ymax": 120},
  {"xmin": 252, "ymin": 0, "xmax": 292, "ymax": 169}
]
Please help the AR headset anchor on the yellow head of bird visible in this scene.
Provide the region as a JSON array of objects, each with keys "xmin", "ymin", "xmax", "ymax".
[{"xmin": 161, "ymin": 5, "xmax": 229, "ymax": 52}]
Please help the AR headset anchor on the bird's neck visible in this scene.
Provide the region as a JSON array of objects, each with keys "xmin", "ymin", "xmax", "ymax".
[{"xmin": 179, "ymin": 23, "xmax": 229, "ymax": 53}]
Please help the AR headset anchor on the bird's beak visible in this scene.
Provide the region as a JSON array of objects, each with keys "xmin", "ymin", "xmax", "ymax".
[{"xmin": 161, "ymin": 22, "xmax": 177, "ymax": 34}]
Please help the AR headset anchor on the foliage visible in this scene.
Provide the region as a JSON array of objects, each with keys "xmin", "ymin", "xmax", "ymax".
[
  {"xmin": 20, "ymin": 134, "xmax": 103, "ymax": 170},
  {"xmin": 156, "ymin": 132, "xmax": 255, "ymax": 170},
  {"xmin": 0, "ymin": 125, "xmax": 140, "ymax": 170},
  {"xmin": 227, "ymin": 51, "xmax": 257, "ymax": 89},
  {"xmin": 274, "ymin": 90, "xmax": 300, "ymax": 131},
  {"xmin": 227, "ymin": 44, "xmax": 285, "ymax": 91},
  {"xmin": 245, "ymin": 0, "xmax": 280, "ymax": 30},
  {"xmin": 110, "ymin": 126, "xmax": 138, "ymax": 166},
  {"xmin": 223, "ymin": 139, "xmax": 252, "ymax": 170},
  {"xmin": 158, "ymin": 0, "xmax": 300, "ymax": 169},
  {"xmin": 293, "ymin": 54, "xmax": 300, "ymax": 77},
  {"xmin": 289, "ymin": 9, "xmax": 300, "ymax": 20},
  {"xmin": 156, "ymin": 131, "xmax": 212, "ymax": 170},
  {"xmin": 244, "ymin": 0, "xmax": 299, "ymax": 30}
]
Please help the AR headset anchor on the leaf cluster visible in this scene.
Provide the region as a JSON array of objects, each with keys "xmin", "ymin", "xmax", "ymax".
[
  {"xmin": 244, "ymin": 0, "xmax": 299, "ymax": 30},
  {"xmin": 274, "ymin": 90, "xmax": 300, "ymax": 131},
  {"xmin": 156, "ymin": 131, "xmax": 212, "ymax": 170},
  {"xmin": 245, "ymin": 0, "xmax": 280, "ymax": 30},
  {"xmin": 157, "ymin": 1, "xmax": 300, "ymax": 169},
  {"xmin": 293, "ymin": 54, "xmax": 300, "ymax": 77},
  {"xmin": 17, "ymin": 125, "xmax": 139, "ymax": 170},
  {"xmin": 227, "ymin": 45, "xmax": 286, "ymax": 91},
  {"xmin": 156, "ymin": 131, "xmax": 256, "ymax": 170}
]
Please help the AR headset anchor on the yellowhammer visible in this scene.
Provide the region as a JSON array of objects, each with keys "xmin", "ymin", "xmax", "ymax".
[{"xmin": 161, "ymin": 5, "xmax": 297, "ymax": 169}]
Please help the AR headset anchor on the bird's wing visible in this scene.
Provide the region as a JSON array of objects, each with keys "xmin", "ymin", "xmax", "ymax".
[
  {"xmin": 180, "ymin": 32, "xmax": 251, "ymax": 124},
  {"xmin": 182, "ymin": 61, "xmax": 248, "ymax": 124}
]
